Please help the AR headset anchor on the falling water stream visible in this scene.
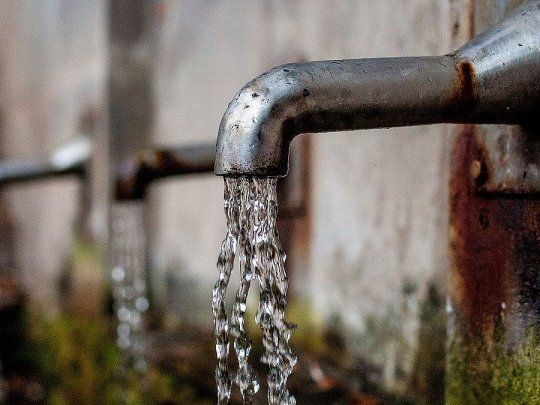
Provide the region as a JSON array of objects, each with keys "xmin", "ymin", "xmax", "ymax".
[
  {"xmin": 213, "ymin": 177, "xmax": 297, "ymax": 405},
  {"xmin": 110, "ymin": 202, "xmax": 150, "ymax": 379}
]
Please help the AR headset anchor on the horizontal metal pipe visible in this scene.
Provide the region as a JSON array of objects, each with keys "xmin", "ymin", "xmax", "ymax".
[
  {"xmin": 215, "ymin": 0, "xmax": 540, "ymax": 177},
  {"xmin": 114, "ymin": 143, "xmax": 216, "ymax": 200},
  {"xmin": 0, "ymin": 137, "xmax": 91, "ymax": 186}
]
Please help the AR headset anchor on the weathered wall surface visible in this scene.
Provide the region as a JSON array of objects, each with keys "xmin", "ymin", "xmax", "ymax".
[{"xmin": 0, "ymin": 1, "xmax": 107, "ymax": 309}]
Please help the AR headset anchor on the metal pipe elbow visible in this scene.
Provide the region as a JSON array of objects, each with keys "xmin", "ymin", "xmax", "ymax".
[
  {"xmin": 214, "ymin": 57, "xmax": 459, "ymax": 177},
  {"xmin": 215, "ymin": 64, "xmax": 305, "ymax": 177}
]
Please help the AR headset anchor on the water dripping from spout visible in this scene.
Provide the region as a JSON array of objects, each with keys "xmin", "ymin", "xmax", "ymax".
[
  {"xmin": 213, "ymin": 178, "xmax": 239, "ymax": 404},
  {"xmin": 110, "ymin": 201, "xmax": 149, "ymax": 386},
  {"xmin": 213, "ymin": 177, "xmax": 296, "ymax": 405}
]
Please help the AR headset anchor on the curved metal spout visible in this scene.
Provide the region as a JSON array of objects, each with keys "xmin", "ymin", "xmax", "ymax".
[
  {"xmin": 0, "ymin": 137, "xmax": 91, "ymax": 185},
  {"xmin": 215, "ymin": 0, "xmax": 539, "ymax": 176},
  {"xmin": 114, "ymin": 143, "xmax": 216, "ymax": 200}
]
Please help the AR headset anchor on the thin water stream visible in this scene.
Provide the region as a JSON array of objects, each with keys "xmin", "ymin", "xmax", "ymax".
[
  {"xmin": 110, "ymin": 202, "xmax": 150, "ymax": 377},
  {"xmin": 213, "ymin": 177, "xmax": 296, "ymax": 405}
]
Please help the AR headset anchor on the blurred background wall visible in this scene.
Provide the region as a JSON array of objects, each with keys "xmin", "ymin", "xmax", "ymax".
[
  {"xmin": 0, "ymin": 0, "xmax": 473, "ymax": 394},
  {"xmin": 0, "ymin": 1, "xmax": 108, "ymax": 310}
]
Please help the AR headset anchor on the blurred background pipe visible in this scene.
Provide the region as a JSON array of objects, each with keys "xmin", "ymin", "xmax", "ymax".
[
  {"xmin": 114, "ymin": 144, "xmax": 215, "ymax": 201},
  {"xmin": 0, "ymin": 137, "xmax": 90, "ymax": 186}
]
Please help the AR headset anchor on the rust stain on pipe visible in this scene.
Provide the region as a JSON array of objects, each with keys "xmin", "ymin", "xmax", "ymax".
[
  {"xmin": 456, "ymin": 61, "xmax": 476, "ymax": 103},
  {"xmin": 451, "ymin": 60, "xmax": 477, "ymax": 118},
  {"xmin": 115, "ymin": 146, "xmax": 215, "ymax": 200}
]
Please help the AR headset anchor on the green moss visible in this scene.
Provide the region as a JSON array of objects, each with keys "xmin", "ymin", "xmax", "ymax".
[
  {"xmin": 30, "ymin": 314, "xmax": 195, "ymax": 404},
  {"xmin": 34, "ymin": 314, "xmax": 118, "ymax": 404},
  {"xmin": 59, "ymin": 235, "xmax": 106, "ymax": 315},
  {"xmin": 71, "ymin": 235, "xmax": 103, "ymax": 261},
  {"xmin": 446, "ymin": 327, "xmax": 540, "ymax": 404}
]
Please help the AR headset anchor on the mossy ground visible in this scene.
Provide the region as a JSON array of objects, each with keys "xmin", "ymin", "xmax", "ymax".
[
  {"xmin": 30, "ymin": 314, "xmax": 209, "ymax": 404},
  {"xmin": 446, "ymin": 328, "xmax": 540, "ymax": 404}
]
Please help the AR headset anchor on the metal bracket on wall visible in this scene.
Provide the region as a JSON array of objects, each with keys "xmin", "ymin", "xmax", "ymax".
[{"xmin": 471, "ymin": 125, "xmax": 539, "ymax": 196}]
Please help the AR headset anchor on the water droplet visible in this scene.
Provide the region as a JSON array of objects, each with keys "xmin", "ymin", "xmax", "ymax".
[
  {"xmin": 117, "ymin": 306, "xmax": 130, "ymax": 322},
  {"xmin": 136, "ymin": 297, "xmax": 149, "ymax": 312},
  {"xmin": 110, "ymin": 201, "xmax": 149, "ymax": 378},
  {"xmin": 446, "ymin": 297, "xmax": 453, "ymax": 314}
]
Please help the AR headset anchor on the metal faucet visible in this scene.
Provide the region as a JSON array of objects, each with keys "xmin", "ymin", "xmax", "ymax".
[
  {"xmin": 215, "ymin": 0, "xmax": 539, "ymax": 177},
  {"xmin": 114, "ymin": 143, "xmax": 216, "ymax": 200}
]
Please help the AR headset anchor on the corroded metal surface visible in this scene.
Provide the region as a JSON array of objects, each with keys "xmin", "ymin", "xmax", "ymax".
[
  {"xmin": 472, "ymin": 125, "xmax": 539, "ymax": 195},
  {"xmin": 114, "ymin": 144, "xmax": 216, "ymax": 200},
  {"xmin": 449, "ymin": 125, "xmax": 539, "ymax": 329}
]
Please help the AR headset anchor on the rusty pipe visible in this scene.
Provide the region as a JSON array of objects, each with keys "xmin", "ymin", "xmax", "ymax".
[
  {"xmin": 215, "ymin": 0, "xmax": 539, "ymax": 176},
  {"xmin": 114, "ymin": 143, "xmax": 216, "ymax": 200},
  {"xmin": 0, "ymin": 137, "xmax": 91, "ymax": 186}
]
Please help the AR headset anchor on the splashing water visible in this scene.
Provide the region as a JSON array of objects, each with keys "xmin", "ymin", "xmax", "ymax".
[
  {"xmin": 110, "ymin": 202, "xmax": 149, "ymax": 375},
  {"xmin": 213, "ymin": 177, "xmax": 297, "ymax": 404}
]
